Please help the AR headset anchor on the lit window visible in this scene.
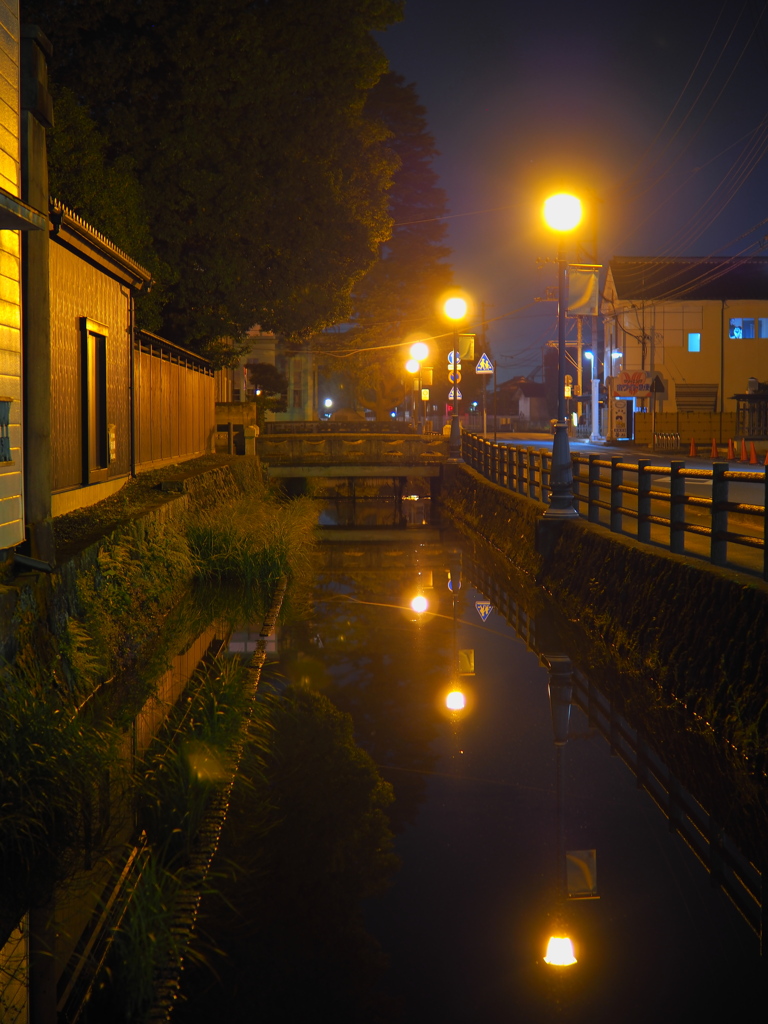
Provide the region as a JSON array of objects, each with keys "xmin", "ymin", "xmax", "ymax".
[
  {"xmin": 729, "ymin": 317, "xmax": 754, "ymax": 339},
  {"xmin": 687, "ymin": 332, "xmax": 701, "ymax": 352},
  {"xmin": 758, "ymin": 318, "xmax": 768, "ymax": 338}
]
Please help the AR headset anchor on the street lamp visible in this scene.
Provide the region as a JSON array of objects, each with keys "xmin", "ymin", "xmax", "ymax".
[
  {"xmin": 542, "ymin": 193, "xmax": 581, "ymax": 518},
  {"xmin": 442, "ymin": 295, "xmax": 469, "ymax": 462}
]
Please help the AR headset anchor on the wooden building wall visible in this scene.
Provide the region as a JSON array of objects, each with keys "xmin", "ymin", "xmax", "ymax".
[
  {"xmin": 49, "ymin": 240, "xmax": 132, "ymax": 493},
  {"xmin": 0, "ymin": 0, "xmax": 23, "ymax": 549},
  {"xmin": 134, "ymin": 332, "xmax": 215, "ymax": 472}
]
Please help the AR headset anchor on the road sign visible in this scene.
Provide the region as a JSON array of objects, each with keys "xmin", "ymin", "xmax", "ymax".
[
  {"xmin": 448, "ymin": 370, "xmax": 462, "ymax": 383},
  {"xmin": 421, "ymin": 388, "xmax": 429, "ymax": 400},
  {"xmin": 475, "ymin": 600, "xmax": 492, "ymax": 622},
  {"xmin": 448, "ymin": 351, "xmax": 460, "ymax": 366},
  {"xmin": 475, "ymin": 353, "xmax": 494, "ymax": 374},
  {"xmin": 448, "ymin": 387, "xmax": 462, "ymax": 400}
]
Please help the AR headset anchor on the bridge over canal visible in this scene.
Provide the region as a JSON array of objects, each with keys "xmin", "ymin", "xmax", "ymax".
[{"xmin": 256, "ymin": 430, "xmax": 449, "ymax": 499}]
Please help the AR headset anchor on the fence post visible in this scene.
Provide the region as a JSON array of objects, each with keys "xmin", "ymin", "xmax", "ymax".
[
  {"xmin": 503, "ymin": 444, "xmax": 509, "ymax": 488},
  {"xmin": 764, "ymin": 465, "xmax": 768, "ymax": 581},
  {"xmin": 670, "ymin": 460, "xmax": 685, "ymax": 555},
  {"xmin": 588, "ymin": 455, "xmax": 600, "ymax": 524},
  {"xmin": 711, "ymin": 462, "xmax": 728, "ymax": 566},
  {"xmin": 637, "ymin": 458, "xmax": 650, "ymax": 543},
  {"xmin": 610, "ymin": 455, "xmax": 623, "ymax": 532}
]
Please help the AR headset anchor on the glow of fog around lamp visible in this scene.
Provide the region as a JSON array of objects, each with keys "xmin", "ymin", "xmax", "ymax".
[
  {"xmin": 410, "ymin": 595, "xmax": 428, "ymax": 614},
  {"xmin": 544, "ymin": 936, "xmax": 577, "ymax": 966},
  {"xmin": 446, "ymin": 690, "xmax": 466, "ymax": 711}
]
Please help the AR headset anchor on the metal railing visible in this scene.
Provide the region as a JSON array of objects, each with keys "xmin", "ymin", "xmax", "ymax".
[{"xmin": 462, "ymin": 432, "xmax": 768, "ymax": 579}]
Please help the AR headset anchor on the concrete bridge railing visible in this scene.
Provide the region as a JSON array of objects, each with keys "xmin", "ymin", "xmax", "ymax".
[{"xmin": 256, "ymin": 432, "xmax": 448, "ymax": 468}]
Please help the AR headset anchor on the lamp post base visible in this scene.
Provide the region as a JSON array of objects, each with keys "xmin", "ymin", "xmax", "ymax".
[
  {"xmin": 543, "ymin": 421, "xmax": 578, "ymax": 518},
  {"xmin": 447, "ymin": 413, "xmax": 463, "ymax": 463}
]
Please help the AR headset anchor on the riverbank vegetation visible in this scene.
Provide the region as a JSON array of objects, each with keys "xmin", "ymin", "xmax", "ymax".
[{"xmin": 0, "ymin": 459, "xmax": 318, "ymax": 1008}]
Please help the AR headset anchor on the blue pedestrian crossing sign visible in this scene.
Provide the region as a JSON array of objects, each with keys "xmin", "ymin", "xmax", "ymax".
[
  {"xmin": 475, "ymin": 600, "xmax": 492, "ymax": 621},
  {"xmin": 475, "ymin": 353, "xmax": 494, "ymax": 374},
  {"xmin": 448, "ymin": 387, "xmax": 462, "ymax": 400}
]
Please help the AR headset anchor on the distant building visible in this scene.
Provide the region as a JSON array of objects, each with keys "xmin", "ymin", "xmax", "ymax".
[{"xmin": 602, "ymin": 257, "xmax": 768, "ymax": 438}]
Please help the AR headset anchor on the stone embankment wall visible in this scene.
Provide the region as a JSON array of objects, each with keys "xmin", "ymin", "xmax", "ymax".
[
  {"xmin": 0, "ymin": 461, "xmax": 241, "ymax": 665},
  {"xmin": 445, "ymin": 464, "xmax": 768, "ymax": 756}
]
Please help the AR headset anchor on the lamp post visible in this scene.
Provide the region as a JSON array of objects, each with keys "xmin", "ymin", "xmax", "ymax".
[
  {"xmin": 442, "ymin": 296, "xmax": 469, "ymax": 462},
  {"xmin": 542, "ymin": 194, "xmax": 581, "ymax": 518},
  {"xmin": 406, "ymin": 340, "xmax": 429, "ymax": 432}
]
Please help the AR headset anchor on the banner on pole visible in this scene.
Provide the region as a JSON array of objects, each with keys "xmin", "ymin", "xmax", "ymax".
[{"xmin": 567, "ymin": 264, "xmax": 601, "ymax": 317}]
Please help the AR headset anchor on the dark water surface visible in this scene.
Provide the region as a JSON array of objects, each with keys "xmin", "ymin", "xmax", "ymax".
[{"xmin": 180, "ymin": 498, "xmax": 768, "ymax": 1022}]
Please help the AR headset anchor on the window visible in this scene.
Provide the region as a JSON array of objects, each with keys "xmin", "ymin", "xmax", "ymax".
[
  {"xmin": 0, "ymin": 398, "xmax": 11, "ymax": 462},
  {"xmin": 759, "ymin": 318, "xmax": 768, "ymax": 338},
  {"xmin": 729, "ymin": 317, "xmax": 755, "ymax": 339},
  {"xmin": 81, "ymin": 318, "xmax": 109, "ymax": 483},
  {"xmin": 687, "ymin": 332, "xmax": 701, "ymax": 352},
  {"xmin": 292, "ymin": 388, "xmax": 302, "ymax": 409}
]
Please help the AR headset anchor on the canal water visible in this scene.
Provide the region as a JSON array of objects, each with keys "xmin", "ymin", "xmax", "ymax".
[{"xmin": 178, "ymin": 494, "xmax": 768, "ymax": 1023}]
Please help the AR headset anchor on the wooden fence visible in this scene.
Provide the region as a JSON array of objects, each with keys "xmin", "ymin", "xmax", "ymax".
[{"xmin": 134, "ymin": 331, "xmax": 215, "ymax": 472}]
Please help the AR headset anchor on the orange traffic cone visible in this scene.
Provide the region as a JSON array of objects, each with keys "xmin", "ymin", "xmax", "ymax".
[
  {"xmin": 710, "ymin": 438, "xmax": 719, "ymax": 459},
  {"xmin": 749, "ymin": 441, "xmax": 759, "ymax": 465},
  {"xmin": 688, "ymin": 437, "xmax": 697, "ymax": 457},
  {"xmin": 727, "ymin": 438, "xmax": 736, "ymax": 460},
  {"xmin": 741, "ymin": 438, "xmax": 748, "ymax": 462}
]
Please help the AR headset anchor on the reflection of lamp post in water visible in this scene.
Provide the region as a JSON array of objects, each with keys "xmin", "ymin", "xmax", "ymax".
[{"xmin": 541, "ymin": 654, "xmax": 577, "ymax": 967}]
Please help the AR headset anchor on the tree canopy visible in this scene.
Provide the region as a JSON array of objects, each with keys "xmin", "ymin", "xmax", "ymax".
[
  {"xmin": 27, "ymin": 0, "xmax": 403, "ymax": 356},
  {"xmin": 314, "ymin": 73, "xmax": 453, "ymax": 419}
]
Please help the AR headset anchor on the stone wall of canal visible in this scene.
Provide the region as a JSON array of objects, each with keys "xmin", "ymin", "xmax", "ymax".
[{"xmin": 444, "ymin": 463, "xmax": 768, "ymax": 760}]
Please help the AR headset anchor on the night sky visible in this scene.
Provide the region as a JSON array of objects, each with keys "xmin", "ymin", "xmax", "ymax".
[{"xmin": 379, "ymin": 0, "xmax": 768, "ymax": 378}]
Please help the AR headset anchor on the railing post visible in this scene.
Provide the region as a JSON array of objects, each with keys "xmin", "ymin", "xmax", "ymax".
[
  {"xmin": 610, "ymin": 455, "xmax": 623, "ymax": 532},
  {"xmin": 637, "ymin": 458, "xmax": 650, "ymax": 543},
  {"xmin": 502, "ymin": 444, "xmax": 509, "ymax": 488},
  {"xmin": 492, "ymin": 443, "xmax": 499, "ymax": 484},
  {"xmin": 711, "ymin": 462, "xmax": 728, "ymax": 566},
  {"xmin": 516, "ymin": 447, "xmax": 525, "ymax": 495},
  {"xmin": 670, "ymin": 460, "xmax": 685, "ymax": 555},
  {"xmin": 588, "ymin": 455, "xmax": 600, "ymax": 524},
  {"xmin": 764, "ymin": 465, "xmax": 768, "ymax": 581},
  {"xmin": 528, "ymin": 447, "xmax": 537, "ymax": 499}
]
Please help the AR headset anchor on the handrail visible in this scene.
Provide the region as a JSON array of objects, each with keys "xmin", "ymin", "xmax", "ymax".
[{"xmin": 462, "ymin": 432, "xmax": 768, "ymax": 580}]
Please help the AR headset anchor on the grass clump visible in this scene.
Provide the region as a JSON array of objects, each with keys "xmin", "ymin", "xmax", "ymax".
[
  {"xmin": 0, "ymin": 658, "xmax": 120, "ymax": 930},
  {"xmin": 187, "ymin": 494, "xmax": 317, "ymax": 588}
]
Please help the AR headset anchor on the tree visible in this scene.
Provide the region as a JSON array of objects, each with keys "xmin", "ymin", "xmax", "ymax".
[
  {"xmin": 246, "ymin": 361, "xmax": 287, "ymax": 427},
  {"xmin": 314, "ymin": 73, "xmax": 453, "ymax": 419},
  {"xmin": 46, "ymin": 86, "xmax": 172, "ymax": 333},
  {"xmin": 27, "ymin": 0, "xmax": 403, "ymax": 353}
]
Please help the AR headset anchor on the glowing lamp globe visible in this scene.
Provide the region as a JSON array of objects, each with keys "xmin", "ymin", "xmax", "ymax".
[
  {"xmin": 405, "ymin": 358, "xmax": 420, "ymax": 374},
  {"xmin": 543, "ymin": 936, "xmax": 577, "ymax": 966},
  {"xmin": 446, "ymin": 690, "xmax": 466, "ymax": 711},
  {"xmin": 443, "ymin": 296, "xmax": 468, "ymax": 321},
  {"xmin": 543, "ymin": 193, "xmax": 582, "ymax": 233},
  {"xmin": 410, "ymin": 595, "xmax": 428, "ymax": 614},
  {"xmin": 409, "ymin": 341, "xmax": 429, "ymax": 362}
]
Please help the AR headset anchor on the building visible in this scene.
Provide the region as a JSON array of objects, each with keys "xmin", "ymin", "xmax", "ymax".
[{"xmin": 602, "ymin": 256, "xmax": 768, "ymax": 440}]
